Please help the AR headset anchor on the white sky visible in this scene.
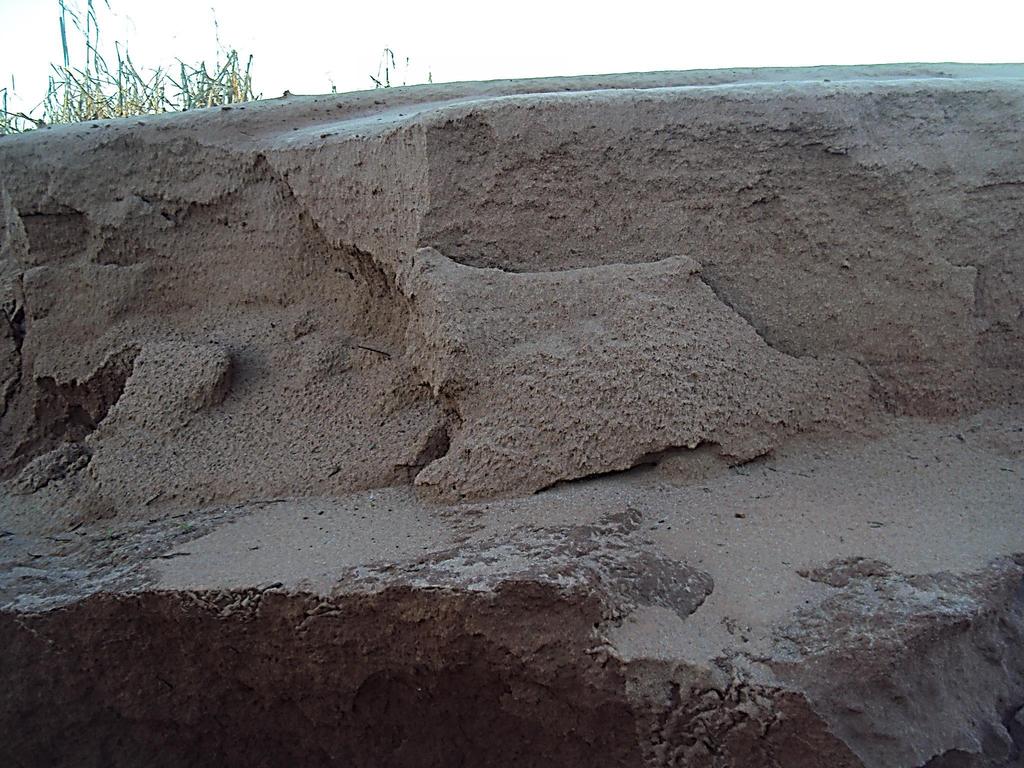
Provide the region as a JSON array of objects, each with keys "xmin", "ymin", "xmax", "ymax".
[{"xmin": 1, "ymin": 0, "xmax": 1022, "ymax": 113}]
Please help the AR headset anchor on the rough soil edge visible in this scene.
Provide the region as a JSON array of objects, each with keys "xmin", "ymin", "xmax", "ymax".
[{"xmin": 0, "ymin": 584, "xmax": 860, "ymax": 768}]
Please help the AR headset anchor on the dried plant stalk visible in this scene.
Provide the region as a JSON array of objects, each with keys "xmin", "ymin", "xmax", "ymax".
[{"xmin": 2, "ymin": 0, "xmax": 257, "ymax": 136}]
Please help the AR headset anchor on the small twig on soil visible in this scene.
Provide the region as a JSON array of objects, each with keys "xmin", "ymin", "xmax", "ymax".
[{"xmin": 354, "ymin": 344, "xmax": 391, "ymax": 358}]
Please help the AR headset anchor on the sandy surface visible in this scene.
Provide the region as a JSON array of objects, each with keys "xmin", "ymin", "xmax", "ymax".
[{"xmin": 147, "ymin": 409, "xmax": 1024, "ymax": 661}]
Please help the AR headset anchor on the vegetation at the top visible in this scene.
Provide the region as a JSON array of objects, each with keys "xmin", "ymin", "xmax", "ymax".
[
  {"xmin": 1, "ymin": 0, "xmax": 256, "ymax": 135},
  {"xmin": 0, "ymin": 1, "xmax": 430, "ymax": 137}
]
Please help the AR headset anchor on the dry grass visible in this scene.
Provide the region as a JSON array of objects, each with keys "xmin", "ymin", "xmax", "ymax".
[
  {"xmin": 40, "ymin": 46, "xmax": 256, "ymax": 125},
  {"xmin": 173, "ymin": 50, "xmax": 255, "ymax": 111},
  {"xmin": 1, "ymin": 1, "xmax": 257, "ymax": 136},
  {"xmin": 1, "ymin": 84, "xmax": 46, "ymax": 134}
]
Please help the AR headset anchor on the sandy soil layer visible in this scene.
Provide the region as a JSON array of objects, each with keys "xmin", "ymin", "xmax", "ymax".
[{"xmin": 1, "ymin": 63, "xmax": 1023, "ymax": 767}]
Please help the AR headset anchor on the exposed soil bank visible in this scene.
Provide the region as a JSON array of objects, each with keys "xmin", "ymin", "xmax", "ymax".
[
  {"xmin": 2, "ymin": 64, "xmax": 1023, "ymax": 515},
  {"xmin": 1, "ymin": 585, "xmax": 646, "ymax": 768},
  {"xmin": 3, "ymin": 554, "xmax": 1022, "ymax": 768},
  {"xmin": 1, "ymin": 64, "xmax": 1023, "ymax": 766}
]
